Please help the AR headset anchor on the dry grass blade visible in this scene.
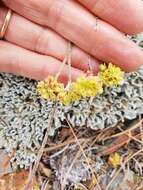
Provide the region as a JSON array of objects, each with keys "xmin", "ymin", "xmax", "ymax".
[
  {"xmin": 139, "ymin": 115, "xmax": 143, "ymax": 145},
  {"xmin": 41, "ymin": 179, "xmax": 49, "ymax": 190},
  {"xmin": 43, "ymin": 138, "xmax": 91, "ymax": 153},
  {"xmin": 97, "ymin": 134, "xmax": 129, "ymax": 156},
  {"xmin": 55, "ymin": 42, "xmax": 71, "ymax": 80}
]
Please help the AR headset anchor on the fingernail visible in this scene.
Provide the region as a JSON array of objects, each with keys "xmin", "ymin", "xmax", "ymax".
[{"xmin": 90, "ymin": 57, "xmax": 99, "ymax": 75}]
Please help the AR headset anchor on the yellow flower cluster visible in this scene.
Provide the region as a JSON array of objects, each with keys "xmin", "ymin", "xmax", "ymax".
[
  {"xmin": 37, "ymin": 76, "xmax": 102, "ymax": 105},
  {"xmin": 72, "ymin": 76, "xmax": 103, "ymax": 97},
  {"xmin": 99, "ymin": 63, "xmax": 124, "ymax": 87},
  {"xmin": 37, "ymin": 63, "xmax": 124, "ymax": 105},
  {"xmin": 37, "ymin": 76, "xmax": 65, "ymax": 101},
  {"xmin": 108, "ymin": 152, "xmax": 121, "ymax": 168}
]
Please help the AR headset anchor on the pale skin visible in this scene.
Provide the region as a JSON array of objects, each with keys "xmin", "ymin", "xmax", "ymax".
[{"xmin": 0, "ymin": 0, "xmax": 143, "ymax": 83}]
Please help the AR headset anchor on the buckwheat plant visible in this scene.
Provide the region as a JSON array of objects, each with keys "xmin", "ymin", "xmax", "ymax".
[{"xmin": 37, "ymin": 63, "xmax": 124, "ymax": 105}]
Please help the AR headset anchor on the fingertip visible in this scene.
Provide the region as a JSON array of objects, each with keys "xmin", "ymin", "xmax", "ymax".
[
  {"xmin": 115, "ymin": 46, "xmax": 143, "ymax": 72},
  {"xmin": 125, "ymin": 52, "xmax": 143, "ymax": 72}
]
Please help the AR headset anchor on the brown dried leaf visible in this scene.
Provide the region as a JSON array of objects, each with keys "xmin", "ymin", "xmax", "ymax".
[{"xmin": 0, "ymin": 170, "xmax": 39, "ymax": 190}]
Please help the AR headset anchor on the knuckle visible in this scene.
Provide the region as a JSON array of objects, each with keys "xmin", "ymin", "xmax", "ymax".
[
  {"xmin": 49, "ymin": 0, "xmax": 65, "ymax": 30},
  {"xmin": 9, "ymin": 53, "xmax": 22, "ymax": 75}
]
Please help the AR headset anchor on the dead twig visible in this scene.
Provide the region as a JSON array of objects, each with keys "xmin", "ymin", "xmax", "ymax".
[{"xmin": 43, "ymin": 138, "xmax": 91, "ymax": 153}]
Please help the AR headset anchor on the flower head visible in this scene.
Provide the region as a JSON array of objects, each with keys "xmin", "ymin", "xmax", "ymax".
[
  {"xmin": 72, "ymin": 76, "xmax": 103, "ymax": 97},
  {"xmin": 108, "ymin": 152, "xmax": 121, "ymax": 168},
  {"xmin": 37, "ymin": 76, "xmax": 65, "ymax": 101},
  {"xmin": 99, "ymin": 63, "xmax": 124, "ymax": 87},
  {"xmin": 58, "ymin": 90, "xmax": 81, "ymax": 105}
]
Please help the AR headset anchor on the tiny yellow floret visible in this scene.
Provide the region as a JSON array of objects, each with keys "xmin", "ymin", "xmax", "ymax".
[
  {"xmin": 99, "ymin": 63, "xmax": 124, "ymax": 87},
  {"xmin": 108, "ymin": 152, "xmax": 121, "ymax": 168}
]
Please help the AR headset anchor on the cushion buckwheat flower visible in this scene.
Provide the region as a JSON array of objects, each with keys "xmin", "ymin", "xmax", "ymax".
[
  {"xmin": 99, "ymin": 63, "xmax": 124, "ymax": 87},
  {"xmin": 37, "ymin": 76, "xmax": 65, "ymax": 101},
  {"xmin": 108, "ymin": 152, "xmax": 121, "ymax": 168},
  {"xmin": 72, "ymin": 76, "xmax": 103, "ymax": 98}
]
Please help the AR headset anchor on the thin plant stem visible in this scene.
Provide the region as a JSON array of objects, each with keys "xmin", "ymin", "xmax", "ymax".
[
  {"xmin": 55, "ymin": 42, "xmax": 72, "ymax": 81},
  {"xmin": 55, "ymin": 56, "xmax": 68, "ymax": 81},
  {"xmin": 24, "ymin": 41, "xmax": 72, "ymax": 190},
  {"xmin": 139, "ymin": 115, "xmax": 143, "ymax": 146},
  {"xmin": 67, "ymin": 42, "xmax": 72, "ymax": 83},
  {"xmin": 61, "ymin": 143, "xmax": 86, "ymax": 190}
]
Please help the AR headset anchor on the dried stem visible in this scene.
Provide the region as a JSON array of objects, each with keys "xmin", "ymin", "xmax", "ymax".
[
  {"xmin": 24, "ymin": 41, "xmax": 72, "ymax": 190},
  {"xmin": 56, "ymin": 42, "xmax": 72, "ymax": 81},
  {"xmin": 43, "ymin": 138, "xmax": 91, "ymax": 153},
  {"xmin": 67, "ymin": 42, "xmax": 72, "ymax": 83},
  {"xmin": 61, "ymin": 143, "xmax": 87, "ymax": 190}
]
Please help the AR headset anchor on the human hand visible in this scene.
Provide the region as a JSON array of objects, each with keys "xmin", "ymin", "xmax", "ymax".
[
  {"xmin": 0, "ymin": 3, "xmax": 100, "ymax": 83},
  {"xmin": 1, "ymin": 0, "xmax": 143, "ymax": 82}
]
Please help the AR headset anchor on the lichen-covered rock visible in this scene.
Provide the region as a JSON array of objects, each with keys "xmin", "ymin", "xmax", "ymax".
[{"xmin": 0, "ymin": 33, "xmax": 143, "ymax": 168}]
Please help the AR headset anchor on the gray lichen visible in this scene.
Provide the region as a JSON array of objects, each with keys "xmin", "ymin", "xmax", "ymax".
[{"xmin": 0, "ymin": 33, "xmax": 143, "ymax": 168}]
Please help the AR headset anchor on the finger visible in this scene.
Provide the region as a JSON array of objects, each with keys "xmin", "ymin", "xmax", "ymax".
[
  {"xmin": 0, "ymin": 5, "xmax": 99, "ymax": 74},
  {"xmin": 77, "ymin": 0, "xmax": 143, "ymax": 34},
  {"xmin": 0, "ymin": 40, "xmax": 83, "ymax": 83},
  {"xmin": 2, "ymin": 0, "xmax": 143, "ymax": 71}
]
